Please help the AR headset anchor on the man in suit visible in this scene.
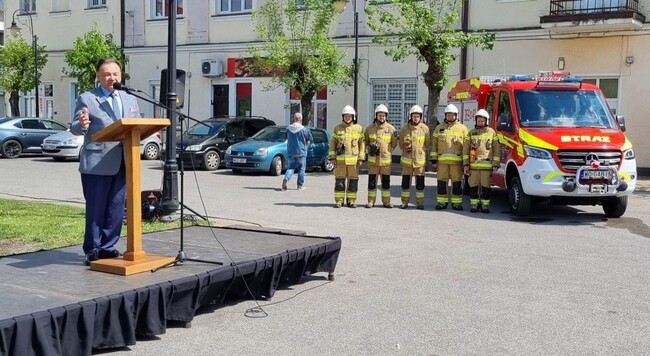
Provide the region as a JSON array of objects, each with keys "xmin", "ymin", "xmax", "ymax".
[{"xmin": 70, "ymin": 58, "xmax": 141, "ymax": 265}]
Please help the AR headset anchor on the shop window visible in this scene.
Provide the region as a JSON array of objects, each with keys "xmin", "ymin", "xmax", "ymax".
[{"xmin": 289, "ymin": 87, "xmax": 327, "ymax": 128}]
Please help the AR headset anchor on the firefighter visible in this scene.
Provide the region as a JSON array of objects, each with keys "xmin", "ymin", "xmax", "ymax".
[
  {"xmin": 398, "ymin": 105, "xmax": 430, "ymax": 209},
  {"xmin": 430, "ymin": 103, "xmax": 470, "ymax": 210},
  {"xmin": 463, "ymin": 109, "xmax": 500, "ymax": 213},
  {"xmin": 364, "ymin": 104, "xmax": 398, "ymax": 208},
  {"xmin": 328, "ymin": 105, "xmax": 365, "ymax": 208}
]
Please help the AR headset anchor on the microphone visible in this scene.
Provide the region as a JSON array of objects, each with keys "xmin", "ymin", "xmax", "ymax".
[{"xmin": 113, "ymin": 82, "xmax": 143, "ymax": 93}]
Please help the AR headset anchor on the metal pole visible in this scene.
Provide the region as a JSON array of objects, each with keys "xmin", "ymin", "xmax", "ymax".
[
  {"xmin": 33, "ymin": 33, "xmax": 39, "ymax": 118},
  {"xmin": 353, "ymin": 0, "xmax": 359, "ymax": 113},
  {"xmin": 160, "ymin": 0, "xmax": 180, "ymax": 217}
]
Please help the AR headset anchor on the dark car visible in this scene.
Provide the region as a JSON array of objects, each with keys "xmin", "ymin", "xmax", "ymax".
[
  {"xmin": 224, "ymin": 125, "xmax": 334, "ymax": 175},
  {"xmin": 176, "ymin": 116, "xmax": 275, "ymax": 171},
  {"xmin": 0, "ymin": 117, "xmax": 68, "ymax": 158}
]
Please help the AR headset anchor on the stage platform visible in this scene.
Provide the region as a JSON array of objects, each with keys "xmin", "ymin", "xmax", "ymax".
[{"xmin": 0, "ymin": 225, "xmax": 341, "ymax": 356}]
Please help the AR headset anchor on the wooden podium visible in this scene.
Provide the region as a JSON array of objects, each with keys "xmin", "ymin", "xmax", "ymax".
[{"xmin": 90, "ymin": 118, "xmax": 176, "ymax": 275}]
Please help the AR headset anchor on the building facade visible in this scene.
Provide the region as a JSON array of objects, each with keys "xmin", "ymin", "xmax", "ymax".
[{"xmin": 3, "ymin": 0, "xmax": 649, "ymax": 169}]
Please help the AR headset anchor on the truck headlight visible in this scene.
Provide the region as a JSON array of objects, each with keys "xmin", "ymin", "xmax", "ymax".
[
  {"xmin": 623, "ymin": 148, "xmax": 635, "ymax": 160},
  {"xmin": 186, "ymin": 145, "xmax": 202, "ymax": 152},
  {"xmin": 254, "ymin": 147, "xmax": 268, "ymax": 156},
  {"xmin": 524, "ymin": 145, "xmax": 552, "ymax": 160}
]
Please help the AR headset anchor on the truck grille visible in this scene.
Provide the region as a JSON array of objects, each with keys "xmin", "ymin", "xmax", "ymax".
[{"xmin": 556, "ymin": 150, "xmax": 621, "ymax": 171}]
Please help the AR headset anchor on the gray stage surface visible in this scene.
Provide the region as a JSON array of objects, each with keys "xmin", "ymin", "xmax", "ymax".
[{"xmin": 0, "ymin": 225, "xmax": 336, "ymax": 320}]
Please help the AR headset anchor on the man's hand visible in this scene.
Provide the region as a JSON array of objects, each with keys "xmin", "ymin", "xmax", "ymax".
[
  {"xmin": 357, "ymin": 160, "xmax": 364, "ymax": 168},
  {"xmin": 464, "ymin": 165, "xmax": 470, "ymax": 176},
  {"xmin": 430, "ymin": 160, "xmax": 437, "ymax": 172},
  {"xmin": 329, "ymin": 158, "xmax": 337, "ymax": 167},
  {"xmin": 78, "ymin": 107, "xmax": 90, "ymax": 129},
  {"xmin": 493, "ymin": 166, "xmax": 499, "ymax": 172}
]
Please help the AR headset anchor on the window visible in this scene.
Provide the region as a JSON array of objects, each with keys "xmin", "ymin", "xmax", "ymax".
[
  {"xmin": 496, "ymin": 92, "xmax": 513, "ymax": 132},
  {"xmin": 21, "ymin": 0, "xmax": 36, "ymax": 12},
  {"xmin": 152, "ymin": 0, "xmax": 184, "ymax": 19},
  {"xmin": 21, "ymin": 120, "xmax": 40, "ymax": 129},
  {"xmin": 226, "ymin": 121, "xmax": 245, "ymax": 139},
  {"xmin": 87, "ymin": 0, "xmax": 106, "ymax": 8},
  {"xmin": 371, "ymin": 78, "xmax": 418, "ymax": 131},
  {"xmin": 311, "ymin": 129, "xmax": 328, "ymax": 144},
  {"xmin": 289, "ymin": 87, "xmax": 327, "ymax": 128},
  {"xmin": 582, "ymin": 77, "xmax": 619, "ymax": 114},
  {"xmin": 218, "ymin": 0, "xmax": 252, "ymax": 14},
  {"xmin": 52, "ymin": 0, "xmax": 70, "ymax": 12}
]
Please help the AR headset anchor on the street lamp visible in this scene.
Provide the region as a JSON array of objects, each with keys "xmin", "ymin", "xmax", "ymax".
[
  {"xmin": 334, "ymin": 0, "xmax": 359, "ymax": 113},
  {"xmin": 8, "ymin": 9, "xmax": 39, "ymax": 118}
]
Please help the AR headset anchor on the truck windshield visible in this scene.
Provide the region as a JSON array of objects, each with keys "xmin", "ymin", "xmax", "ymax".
[{"xmin": 515, "ymin": 90, "xmax": 618, "ymax": 129}]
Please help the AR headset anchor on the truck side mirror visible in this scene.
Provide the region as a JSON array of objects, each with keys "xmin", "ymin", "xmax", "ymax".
[{"xmin": 616, "ymin": 115, "xmax": 626, "ymax": 132}]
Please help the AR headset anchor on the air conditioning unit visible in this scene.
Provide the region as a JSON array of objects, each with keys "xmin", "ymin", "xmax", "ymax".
[{"xmin": 201, "ymin": 59, "xmax": 223, "ymax": 77}]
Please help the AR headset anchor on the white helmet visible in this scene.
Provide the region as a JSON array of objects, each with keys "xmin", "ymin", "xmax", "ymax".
[
  {"xmin": 444, "ymin": 104, "xmax": 459, "ymax": 115},
  {"xmin": 475, "ymin": 109, "xmax": 490, "ymax": 120},
  {"xmin": 342, "ymin": 105, "xmax": 356, "ymax": 116},
  {"xmin": 409, "ymin": 105, "xmax": 423, "ymax": 116},
  {"xmin": 375, "ymin": 104, "xmax": 388, "ymax": 116}
]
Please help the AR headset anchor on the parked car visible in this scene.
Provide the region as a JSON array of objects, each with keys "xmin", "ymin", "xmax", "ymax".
[
  {"xmin": 177, "ymin": 116, "xmax": 275, "ymax": 171},
  {"xmin": 0, "ymin": 117, "xmax": 68, "ymax": 158},
  {"xmin": 225, "ymin": 125, "xmax": 334, "ymax": 175},
  {"xmin": 41, "ymin": 131, "xmax": 164, "ymax": 161}
]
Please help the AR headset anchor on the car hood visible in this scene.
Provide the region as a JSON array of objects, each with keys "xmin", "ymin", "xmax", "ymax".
[
  {"xmin": 518, "ymin": 127, "xmax": 630, "ymax": 151},
  {"xmin": 231, "ymin": 139, "xmax": 285, "ymax": 152},
  {"xmin": 43, "ymin": 131, "xmax": 83, "ymax": 143}
]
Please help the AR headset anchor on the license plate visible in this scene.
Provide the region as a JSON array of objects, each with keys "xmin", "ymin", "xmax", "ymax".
[
  {"xmin": 233, "ymin": 158, "xmax": 246, "ymax": 164},
  {"xmin": 43, "ymin": 145, "xmax": 55, "ymax": 150},
  {"xmin": 580, "ymin": 170, "xmax": 610, "ymax": 179},
  {"xmin": 589, "ymin": 184, "xmax": 607, "ymax": 193}
]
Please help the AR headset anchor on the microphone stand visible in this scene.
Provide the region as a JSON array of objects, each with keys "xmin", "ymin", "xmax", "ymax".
[{"xmin": 116, "ymin": 87, "xmax": 223, "ymax": 270}]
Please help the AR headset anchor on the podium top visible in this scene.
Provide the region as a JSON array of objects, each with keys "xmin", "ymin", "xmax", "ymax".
[{"xmin": 93, "ymin": 118, "xmax": 171, "ymax": 142}]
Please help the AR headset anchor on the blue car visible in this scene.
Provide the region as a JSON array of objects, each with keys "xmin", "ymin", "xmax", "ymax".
[{"xmin": 225, "ymin": 125, "xmax": 334, "ymax": 175}]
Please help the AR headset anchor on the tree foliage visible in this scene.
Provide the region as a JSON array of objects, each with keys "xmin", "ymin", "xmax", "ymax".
[
  {"xmin": 0, "ymin": 37, "xmax": 48, "ymax": 116},
  {"xmin": 252, "ymin": 0, "xmax": 352, "ymax": 125},
  {"xmin": 63, "ymin": 24, "xmax": 128, "ymax": 93},
  {"xmin": 366, "ymin": 0, "xmax": 494, "ymax": 124}
]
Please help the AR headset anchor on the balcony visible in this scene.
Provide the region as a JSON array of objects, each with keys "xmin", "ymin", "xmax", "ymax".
[{"xmin": 540, "ymin": 0, "xmax": 645, "ymax": 33}]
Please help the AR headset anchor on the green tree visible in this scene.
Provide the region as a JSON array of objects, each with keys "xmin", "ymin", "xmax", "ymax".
[
  {"xmin": 252, "ymin": 0, "xmax": 352, "ymax": 125},
  {"xmin": 0, "ymin": 37, "xmax": 48, "ymax": 116},
  {"xmin": 366, "ymin": 0, "xmax": 494, "ymax": 124},
  {"xmin": 63, "ymin": 25, "xmax": 128, "ymax": 93}
]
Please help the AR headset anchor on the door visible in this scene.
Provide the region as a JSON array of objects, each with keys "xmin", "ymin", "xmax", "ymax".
[
  {"xmin": 307, "ymin": 128, "xmax": 328, "ymax": 166},
  {"xmin": 212, "ymin": 85, "xmax": 229, "ymax": 117}
]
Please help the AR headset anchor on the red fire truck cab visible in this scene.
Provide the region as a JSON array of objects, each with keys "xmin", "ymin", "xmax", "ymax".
[{"xmin": 448, "ymin": 72, "xmax": 637, "ymax": 217}]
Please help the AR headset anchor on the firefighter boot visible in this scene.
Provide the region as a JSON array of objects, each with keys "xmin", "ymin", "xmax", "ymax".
[
  {"xmin": 381, "ymin": 175, "xmax": 392, "ymax": 208},
  {"xmin": 451, "ymin": 181, "xmax": 464, "ymax": 211},
  {"xmin": 347, "ymin": 179, "xmax": 359, "ymax": 208},
  {"xmin": 400, "ymin": 175, "xmax": 411, "ymax": 209},
  {"xmin": 415, "ymin": 176, "xmax": 425, "ymax": 210},
  {"xmin": 367, "ymin": 174, "xmax": 377, "ymax": 208},
  {"xmin": 481, "ymin": 186, "xmax": 491, "ymax": 213},
  {"xmin": 435, "ymin": 180, "xmax": 448, "ymax": 210},
  {"xmin": 469, "ymin": 186, "xmax": 480, "ymax": 213},
  {"xmin": 334, "ymin": 178, "xmax": 345, "ymax": 208}
]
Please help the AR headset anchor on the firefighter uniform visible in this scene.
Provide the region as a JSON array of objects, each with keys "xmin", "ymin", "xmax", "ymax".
[
  {"xmin": 463, "ymin": 109, "xmax": 500, "ymax": 213},
  {"xmin": 329, "ymin": 105, "xmax": 365, "ymax": 208},
  {"xmin": 431, "ymin": 104, "xmax": 469, "ymax": 210},
  {"xmin": 399, "ymin": 105, "xmax": 430, "ymax": 209},
  {"xmin": 365, "ymin": 105, "xmax": 398, "ymax": 208}
]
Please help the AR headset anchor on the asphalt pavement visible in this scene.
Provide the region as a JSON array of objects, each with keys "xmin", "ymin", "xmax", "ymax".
[{"xmin": 1, "ymin": 157, "xmax": 649, "ymax": 355}]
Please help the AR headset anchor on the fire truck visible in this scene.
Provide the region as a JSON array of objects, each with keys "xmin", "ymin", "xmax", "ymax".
[{"xmin": 447, "ymin": 72, "xmax": 637, "ymax": 217}]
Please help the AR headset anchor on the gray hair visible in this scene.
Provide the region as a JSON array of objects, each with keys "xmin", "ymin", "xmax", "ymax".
[{"xmin": 292, "ymin": 113, "xmax": 303, "ymax": 123}]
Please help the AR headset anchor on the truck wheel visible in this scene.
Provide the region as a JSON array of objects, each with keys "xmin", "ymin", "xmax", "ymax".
[
  {"xmin": 602, "ymin": 196, "xmax": 627, "ymax": 218},
  {"xmin": 509, "ymin": 176, "xmax": 531, "ymax": 216}
]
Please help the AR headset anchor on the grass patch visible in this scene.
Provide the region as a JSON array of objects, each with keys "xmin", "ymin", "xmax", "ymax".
[{"xmin": 0, "ymin": 199, "xmax": 206, "ymax": 256}]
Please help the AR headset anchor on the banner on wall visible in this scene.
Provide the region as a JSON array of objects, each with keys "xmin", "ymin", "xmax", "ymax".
[{"xmin": 227, "ymin": 57, "xmax": 280, "ymax": 78}]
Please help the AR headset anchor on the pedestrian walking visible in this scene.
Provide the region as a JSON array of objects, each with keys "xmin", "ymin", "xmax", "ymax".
[{"xmin": 282, "ymin": 113, "xmax": 314, "ymax": 190}]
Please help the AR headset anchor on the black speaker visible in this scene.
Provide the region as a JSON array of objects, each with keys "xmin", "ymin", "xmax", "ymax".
[{"xmin": 160, "ymin": 69, "xmax": 186, "ymax": 109}]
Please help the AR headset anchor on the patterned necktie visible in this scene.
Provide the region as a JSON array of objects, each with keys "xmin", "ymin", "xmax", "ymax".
[{"xmin": 111, "ymin": 93, "xmax": 122, "ymax": 120}]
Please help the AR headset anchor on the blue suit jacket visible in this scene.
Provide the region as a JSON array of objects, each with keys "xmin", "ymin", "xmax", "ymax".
[{"xmin": 70, "ymin": 87, "xmax": 141, "ymax": 175}]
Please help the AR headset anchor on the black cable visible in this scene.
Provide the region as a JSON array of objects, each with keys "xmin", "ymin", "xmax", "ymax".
[{"xmin": 244, "ymin": 280, "xmax": 332, "ymax": 318}]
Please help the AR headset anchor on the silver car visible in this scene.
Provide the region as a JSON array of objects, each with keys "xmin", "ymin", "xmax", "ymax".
[{"xmin": 42, "ymin": 131, "xmax": 163, "ymax": 161}]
